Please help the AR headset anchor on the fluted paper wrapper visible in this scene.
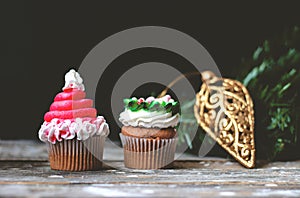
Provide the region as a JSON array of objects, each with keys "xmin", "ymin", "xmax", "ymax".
[
  {"xmin": 46, "ymin": 136, "xmax": 105, "ymax": 171},
  {"xmin": 120, "ymin": 133, "xmax": 177, "ymax": 169}
]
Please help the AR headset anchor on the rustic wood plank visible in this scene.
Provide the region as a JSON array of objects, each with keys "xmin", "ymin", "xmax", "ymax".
[
  {"xmin": 0, "ymin": 141, "xmax": 300, "ymax": 197},
  {"xmin": 0, "ymin": 140, "xmax": 48, "ymax": 161},
  {"xmin": 0, "ymin": 160, "xmax": 300, "ymax": 197}
]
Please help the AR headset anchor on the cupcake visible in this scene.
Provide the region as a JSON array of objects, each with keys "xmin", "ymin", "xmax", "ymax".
[
  {"xmin": 38, "ymin": 69, "xmax": 109, "ymax": 171},
  {"xmin": 119, "ymin": 95, "xmax": 180, "ymax": 169}
]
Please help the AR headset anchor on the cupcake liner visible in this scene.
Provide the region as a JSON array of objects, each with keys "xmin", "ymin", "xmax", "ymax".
[
  {"xmin": 120, "ymin": 133, "xmax": 178, "ymax": 169},
  {"xmin": 47, "ymin": 136, "xmax": 105, "ymax": 171}
]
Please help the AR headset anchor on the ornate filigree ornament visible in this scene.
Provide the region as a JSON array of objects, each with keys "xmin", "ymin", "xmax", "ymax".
[{"xmin": 194, "ymin": 71, "xmax": 255, "ymax": 168}]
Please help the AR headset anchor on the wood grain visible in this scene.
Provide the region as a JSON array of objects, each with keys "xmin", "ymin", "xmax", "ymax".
[{"xmin": 0, "ymin": 140, "xmax": 300, "ymax": 197}]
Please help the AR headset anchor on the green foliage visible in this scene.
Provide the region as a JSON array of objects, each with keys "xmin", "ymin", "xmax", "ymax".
[
  {"xmin": 178, "ymin": 98, "xmax": 215, "ymax": 151},
  {"xmin": 268, "ymin": 108, "xmax": 291, "ymax": 131},
  {"xmin": 239, "ymin": 25, "xmax": 300, "ymax": 160},
  {"xmin": 178, "ymin": 99, "xmax": 197, "ymax": 149}
]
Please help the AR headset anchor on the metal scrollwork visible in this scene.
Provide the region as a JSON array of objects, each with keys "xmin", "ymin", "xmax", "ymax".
[{"xmin": 194, "ymin": 71, "xmax": 255, "ymax": 168}]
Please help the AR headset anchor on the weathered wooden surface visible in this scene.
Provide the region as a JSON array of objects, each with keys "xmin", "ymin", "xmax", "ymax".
[{"xmin": 1, "ymin": 141, "xmax": 300, "ymax": 197}]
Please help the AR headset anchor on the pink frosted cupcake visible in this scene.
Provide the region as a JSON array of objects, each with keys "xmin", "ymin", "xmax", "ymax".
[{"xmin": 38, "ymin": 69, "xmax": 109, "ymax": 171}]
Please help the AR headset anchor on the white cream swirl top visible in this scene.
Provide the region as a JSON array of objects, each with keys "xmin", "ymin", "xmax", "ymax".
[
  {"xmin": 119, "ymin": 95, "xmax": 180, "ymax": 128},
  {"xmin": 39, "ymin": 117, "xmax": 109, "ymax": 144},
  {"xmin": 62, "ymin": 69, "xmax": 85, "ymax": 91},
  {"xmin": 119, "ymin": 109, "xmax": 179, "ymax": 128}
]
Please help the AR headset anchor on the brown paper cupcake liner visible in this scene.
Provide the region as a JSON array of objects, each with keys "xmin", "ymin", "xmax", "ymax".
[
  {"xmin": 120, "ymin": 133, "xmax": 178, "ymax": 169},
  {"xmin": 47, "ymin": 136, "xmax": 105, "ymax": 171}
]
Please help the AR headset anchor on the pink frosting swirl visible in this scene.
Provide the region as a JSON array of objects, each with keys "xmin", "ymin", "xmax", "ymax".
[
  {"xmin": 39, "ymin": 69, "xmax": 110, "ymax": 144},
  {"xmin": 44, "ymin": 89, "xmax": 97, "ymax": 122}
]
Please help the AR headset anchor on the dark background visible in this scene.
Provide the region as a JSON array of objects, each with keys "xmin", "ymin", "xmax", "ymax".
[{"xmin": 1, "ymin": 1, "xmax": 299, "ymax": 141}]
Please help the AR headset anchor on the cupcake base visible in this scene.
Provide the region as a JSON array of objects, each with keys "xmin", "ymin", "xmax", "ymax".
[
  {"xmin": 120, "ymin": 133, "xmax": 177, "ymax": 169},
  {"xmin": 47, "ymin": 136, "xmax": 105, "ymax": 171}
]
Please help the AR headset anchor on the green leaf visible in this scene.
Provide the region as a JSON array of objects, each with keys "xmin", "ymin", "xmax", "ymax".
[
  {"xmin": 278, "ymin": 83, "xmax": 291, "ymax": 97},
  {"xmin": 253, "ymin": 46, "xmax": 263, "ymax": 60},
  {"xmin": 263, "ymin": 40, "xmax": 270, "ymax": 52},
  {"xmin": 268, "ymin": 108, "xmax": 291, "ymax": 131},
  {"xmin": 260, "ymin": 85, "xmax": 269, "ymax": 99},
  {"xmin": 123, "ymin": 98, "xmax": 130, "ymax": 105},
  {"xmin": 243, "ymin": 61, "xmax": 268, "ymax": 86}
]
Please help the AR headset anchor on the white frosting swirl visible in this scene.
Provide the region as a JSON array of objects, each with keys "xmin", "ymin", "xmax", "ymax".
[
  {"xmin": 62, "ymin": 69, "xmax": 85, "ymax": 91},
  {"xmin": 38, "ymin": 116, "xmax": 109, "ymax": 144},
  {"xmin": 119, "ymin": 109, "xmax": 179, "ymax": 128}
]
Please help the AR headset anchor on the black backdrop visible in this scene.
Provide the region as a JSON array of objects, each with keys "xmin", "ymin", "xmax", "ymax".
[{"xmin": 1, "ymin": 1, "xmax": 299, "ymax": 140}]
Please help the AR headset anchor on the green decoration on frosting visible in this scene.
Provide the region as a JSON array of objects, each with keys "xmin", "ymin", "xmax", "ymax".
[{"xmin": 123, "ymin": 97, "xmax": 179, "ymax": 115}]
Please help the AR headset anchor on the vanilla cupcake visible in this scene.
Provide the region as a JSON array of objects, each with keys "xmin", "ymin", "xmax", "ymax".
[{"xmin": 119, "ymin": 95, "xmax": 179, "ymax": 169}]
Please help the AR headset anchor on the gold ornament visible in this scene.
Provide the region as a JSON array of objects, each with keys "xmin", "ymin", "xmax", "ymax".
[{"xmin": 194, "ymin": 71, "xmax": 255, "ymax": 168}]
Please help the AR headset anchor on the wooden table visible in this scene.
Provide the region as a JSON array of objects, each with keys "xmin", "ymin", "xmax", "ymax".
[{"xmin": 0, "ymin": 140, "xmax": 300, "ymax": 197}]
